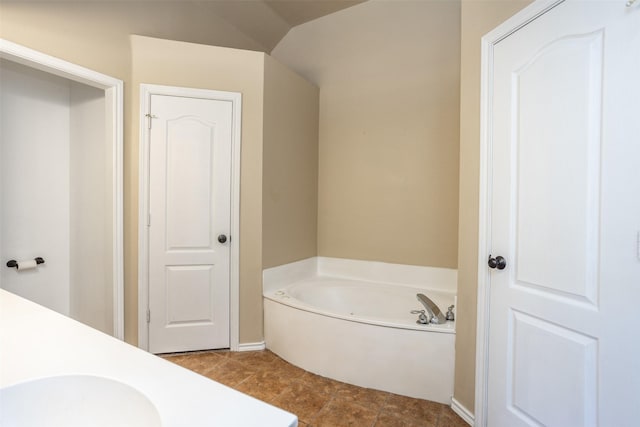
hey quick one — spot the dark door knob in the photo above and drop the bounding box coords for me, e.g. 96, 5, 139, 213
218, 234, 228, 244
488, 255, 506, 270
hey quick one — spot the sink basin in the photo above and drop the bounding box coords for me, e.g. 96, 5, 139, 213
0, 374, 162, 426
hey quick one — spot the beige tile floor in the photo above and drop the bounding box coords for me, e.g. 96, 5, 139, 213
162, 349, 468, 427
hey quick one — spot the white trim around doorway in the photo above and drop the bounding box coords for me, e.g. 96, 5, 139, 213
137, 84, 242, 352
0, 38, 125, 340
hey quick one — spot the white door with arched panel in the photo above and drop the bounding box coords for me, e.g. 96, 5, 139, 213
147, 92, 235, 354
481, 1, 640, 426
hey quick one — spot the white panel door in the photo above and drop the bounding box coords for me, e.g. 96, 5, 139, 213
148, 94, 232, 354
488, 2, 639, 426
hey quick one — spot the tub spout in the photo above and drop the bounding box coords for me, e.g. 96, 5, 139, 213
416, 294, 446, 324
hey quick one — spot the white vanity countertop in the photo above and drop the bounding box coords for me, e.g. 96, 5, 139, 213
0, 289, 297, 427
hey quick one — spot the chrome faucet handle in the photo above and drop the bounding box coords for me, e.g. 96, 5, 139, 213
410, 309, 430, 325
446, 305, 455, 321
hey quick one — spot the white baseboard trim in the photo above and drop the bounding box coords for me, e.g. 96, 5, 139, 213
451, 398, 474, 426
237, 341, 266, 352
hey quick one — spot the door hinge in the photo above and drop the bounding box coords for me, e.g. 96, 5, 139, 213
147, 213, 151, 227
146, 309, 151, 323
145, 113, 157, 129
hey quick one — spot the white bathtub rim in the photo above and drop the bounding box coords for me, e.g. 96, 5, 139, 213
264, 296, 456, 334
263, 257, 318, 294
263, 257, 457, 294
285, 275, 457, 297
317, 257, 457, 293
264, 278, 456, 334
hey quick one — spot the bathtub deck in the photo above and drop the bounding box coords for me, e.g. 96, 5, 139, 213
163, 349, 468, 427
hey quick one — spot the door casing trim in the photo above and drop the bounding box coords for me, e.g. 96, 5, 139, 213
475, 1, 565, 425
0, 39, 124, 340
138, 84, 242, 352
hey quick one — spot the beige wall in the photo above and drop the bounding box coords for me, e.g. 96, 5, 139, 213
0, 1, 265, 79
273, 0, 461, 268
130, 36, 267, 344
454, 0, 532, 412
0, 2, 268, 345
1, 1, 322, 345
262, 56, 319, 269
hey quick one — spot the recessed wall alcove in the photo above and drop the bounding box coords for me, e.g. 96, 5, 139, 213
0, 39, 123, 338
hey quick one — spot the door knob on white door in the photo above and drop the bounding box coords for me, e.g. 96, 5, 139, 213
488, 255, 506, 270
218, 234, 228, 244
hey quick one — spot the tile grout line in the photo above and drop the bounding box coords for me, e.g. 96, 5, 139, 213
307, 395, 334, 426
371, 391, 394, 427
232, 371, 256, 389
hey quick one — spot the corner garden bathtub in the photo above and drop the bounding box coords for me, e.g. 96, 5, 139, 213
264, 276, 456, 404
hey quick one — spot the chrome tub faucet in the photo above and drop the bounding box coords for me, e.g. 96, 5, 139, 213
411, 293, 447, 324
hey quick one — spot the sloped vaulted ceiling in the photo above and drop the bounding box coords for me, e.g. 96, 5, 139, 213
265, 0, 365, 27
2, 0, 365, 53
210, 0, 366, 52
